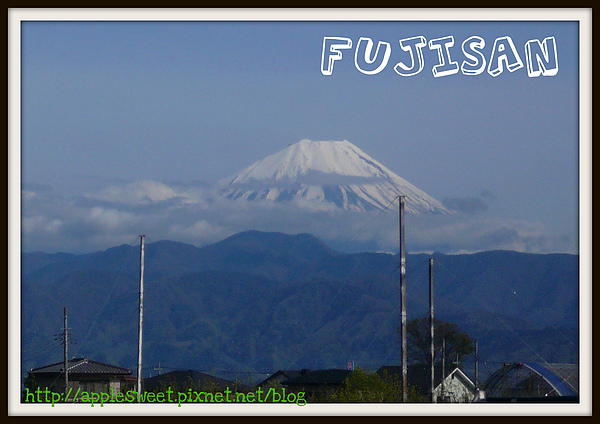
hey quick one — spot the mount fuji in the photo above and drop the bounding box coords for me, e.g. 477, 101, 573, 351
218, 139, 450, 214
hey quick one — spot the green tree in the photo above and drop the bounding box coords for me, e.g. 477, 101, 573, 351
404, 318, 475, 366
23, 372, 39, 392
329, 368, 401, 403
325, 368, 427, 403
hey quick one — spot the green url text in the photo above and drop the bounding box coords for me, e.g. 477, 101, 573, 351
24, 386, 307, 407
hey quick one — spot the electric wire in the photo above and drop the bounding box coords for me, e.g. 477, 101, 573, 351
24, 203, 578, 394
72, 234, 142, 358
386, 247, 577, 390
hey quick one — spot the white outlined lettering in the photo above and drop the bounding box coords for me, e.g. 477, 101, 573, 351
394, 36, 427, 76
354, 37, 392, 75
321, 35, 558, 78
428, 35, 460, 77
321, 37, 353, 76
487, 36, 524, 77
525, 36, 559, 77
461, 35, 487, 76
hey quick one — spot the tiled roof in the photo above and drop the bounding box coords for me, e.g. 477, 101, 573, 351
30, 358, 131, 376
143, 369, 249, 392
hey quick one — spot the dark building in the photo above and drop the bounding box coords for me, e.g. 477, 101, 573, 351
377, 364, 480, 402
143, 369, 249, 393
257, 369, 306, 388
25, 357, 133, 401
482, 362, 579, 403
260, 369, 352, 398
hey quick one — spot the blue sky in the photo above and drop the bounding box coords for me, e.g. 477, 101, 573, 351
14, 10, 587, 254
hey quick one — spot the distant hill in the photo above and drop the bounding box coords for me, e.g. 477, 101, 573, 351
21, 230, 579, 385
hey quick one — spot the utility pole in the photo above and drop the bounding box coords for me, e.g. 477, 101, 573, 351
398, 196, 407, 403
136, 235, 145, 399
63, 307, 69, 400
441, 337, 446, 402
429, 258, 435, 403
475, 340, 479, 390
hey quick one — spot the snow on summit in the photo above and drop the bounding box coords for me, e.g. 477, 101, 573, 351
219, 139, 450, 214
231, 139, 386, 180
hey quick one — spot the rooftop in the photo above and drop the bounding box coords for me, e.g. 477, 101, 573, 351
30, 358, 132, 376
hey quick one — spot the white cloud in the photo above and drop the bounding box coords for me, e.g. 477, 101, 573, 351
84, 180, 210, 207
86, 206, 136, 230
168, 219, 231, 246
22, 190, 38, 201
44, 218, 63, 234
403, 214, 575, 255
22, 215, 63, 235
85, 180, 177, 204
22, 215, 47, 234
20, 179, 578, 255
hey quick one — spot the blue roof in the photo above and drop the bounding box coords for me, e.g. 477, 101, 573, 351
524, 363, 578, 397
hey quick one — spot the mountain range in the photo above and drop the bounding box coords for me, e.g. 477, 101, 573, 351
21, 230, 579, 385
218, 139, 450, 214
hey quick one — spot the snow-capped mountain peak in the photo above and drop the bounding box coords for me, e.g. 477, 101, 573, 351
219, 139, 449, 214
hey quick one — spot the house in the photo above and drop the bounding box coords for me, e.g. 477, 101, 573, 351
434, 367, 481, 403
143, 369, 249, 393
257, 369, 305, 388
260, 369, 353, 398
25, 357, 133, 401
482, 362, 579, 403
377, 364, 481, 403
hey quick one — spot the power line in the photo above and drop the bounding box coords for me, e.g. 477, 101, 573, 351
72, 234, 141, 357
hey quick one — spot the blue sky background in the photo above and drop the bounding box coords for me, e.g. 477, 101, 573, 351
16, 11, 584, 254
